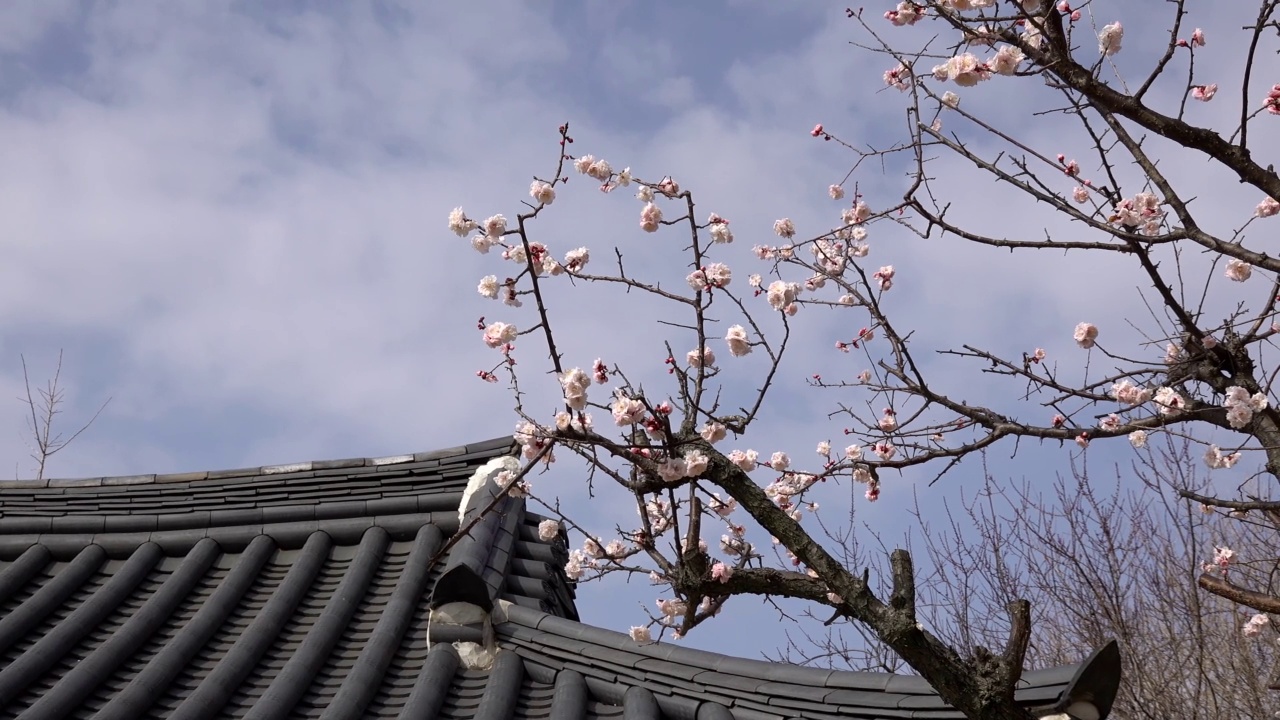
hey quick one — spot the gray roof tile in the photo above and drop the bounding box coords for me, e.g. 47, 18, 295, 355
0, 436, 1121, 719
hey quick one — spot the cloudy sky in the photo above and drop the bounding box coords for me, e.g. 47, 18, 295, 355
1, 0, 1275, 661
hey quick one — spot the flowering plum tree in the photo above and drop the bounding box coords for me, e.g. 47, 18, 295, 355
449, 2, 1280, 718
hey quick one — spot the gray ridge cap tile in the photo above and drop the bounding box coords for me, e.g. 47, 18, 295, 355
0, 517, 53, 533
633, 658, 707, 682
49, 476, 104, 487
209, 508, 267, 526
468, 436, 520, 453
248, 470, 318, 484
412, 443, 475, 462
820, 689, 916, 708
261, 461, 312, 475
687, 670, 766, 695
756, 681, 849, 702
313, 466, 372, 478
51, 515, 107, 533
101, 474, 157, 486
365, 497, 420, 515
371, 453, 416, 466
882, 674, 937, 694
313, 500, 368, 519
1018, 664, 1077, 686
206, 465, 266, 480
0, 479, 49, 489
814, 666, 896, 691
417, 493, 463, 513
1013, 684, 1067, 703
154, 471, 209, 483
311, 456, 368, 470
709, 656, 833, 687
155, 511, 213, 531
575, 642, 649, 671
894, 693, 956, 710
259, 504, 317, 520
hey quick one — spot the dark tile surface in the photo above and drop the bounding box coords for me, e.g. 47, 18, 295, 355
0, 437, 1119, 719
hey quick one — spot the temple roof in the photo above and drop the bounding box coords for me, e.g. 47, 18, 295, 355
0, 437, 1120, 719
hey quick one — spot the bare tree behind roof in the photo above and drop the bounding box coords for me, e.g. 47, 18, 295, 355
448, 2, 1280, 718
18, 350, 111, 481
778, 436, 1279, 718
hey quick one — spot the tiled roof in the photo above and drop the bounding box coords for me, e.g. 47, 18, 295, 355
0, 437, 1120, 719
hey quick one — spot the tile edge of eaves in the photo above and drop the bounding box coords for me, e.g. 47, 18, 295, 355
0, 435, 518, 491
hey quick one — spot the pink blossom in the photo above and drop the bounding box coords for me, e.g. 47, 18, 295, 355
564, 247, 590, 273
769, 452, 791, 471
1243, 614, 1270, 638
1098, 22, 1123, 56
884, 62, 912, 91
611, 393, 646, 426
1075, 433, 1089, 448
477, 275, 499, 299
1191, 84, 1217, 102
845, 444, 863, 460
448, 207, 477, 237
1110, 379, 1153, 406
629, 626, 652, 643
829, 185, 846, 200
941, 91, 960, 109
1154, 387, 1186, 415
1073, 322, 1098, 349
942, 53, 990, 87
1214, 546, 1236, 569
728, 449, 758, 471
1191, 28, 1206, 47
687, 346, 716, 368
1129, 430, 1148, 448
700, 422, 727, 444
483, 214, 508, 238
873, 442, 896, 461
656, 598, 687, 618
537, 519, 560, 542
684, 451, 709, 477
1256, 197, 1279, 218
560, 368, 591, 411
1225, 258, 1253, 282
773, 218, 796, 239
810, 124, 824, 137
483, 322, 518, 348
873, 265, 895, 292
725, 325, 752, 357
884, 2, 923, 26
658, 458, 687, 482
766, 281, 801, 311
1099, 414, 1121, 432
640, 202, 663, 232
711, 562, 734, 583
708, 214, 734, 243
989, 46, 1024, 76
1204, 445, 1241, 470
1072, 186, 1089, 204
530, 181, 556, 205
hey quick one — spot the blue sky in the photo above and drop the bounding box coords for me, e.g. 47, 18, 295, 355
1, 0, 1275, 661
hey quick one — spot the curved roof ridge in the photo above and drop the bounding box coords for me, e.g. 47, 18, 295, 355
0, 436, 516, 490
496, 602, 1120, 717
